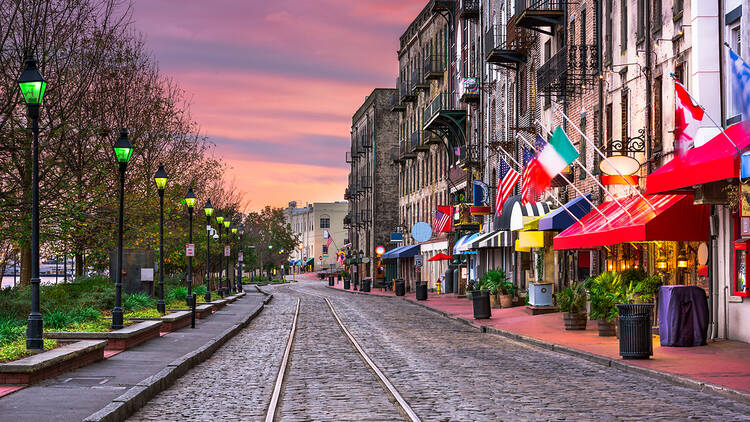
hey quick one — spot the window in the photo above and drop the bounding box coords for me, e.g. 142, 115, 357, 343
544, 41, 552, 109
606, 103, 613, 155
673, 0, 683, 16
320, 217, 330, 229
606, 0, 613, 63
728, 25, 742, 123
652, 0, 662, 32
654, 75, 663, 152
581, 9, 587, 44
322, 245, 329, 255
620, 88, 629, 154
735, 241, 749, 297
621, 0, 628, 52
637, 0, 645, 44
520, 68, 527, 116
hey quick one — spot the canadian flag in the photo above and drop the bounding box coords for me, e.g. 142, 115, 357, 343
674, 81, 705, 157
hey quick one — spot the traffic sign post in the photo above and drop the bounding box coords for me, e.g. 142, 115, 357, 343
414, 255, 423, 267
224, 246, 230, 257
186, 244, 195, 257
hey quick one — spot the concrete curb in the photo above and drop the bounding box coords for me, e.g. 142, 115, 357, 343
83, 294, 273, 422
326, 286, 750, 405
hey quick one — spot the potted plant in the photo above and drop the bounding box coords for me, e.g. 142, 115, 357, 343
586, 272, 622, 336
555, 281, 587, 330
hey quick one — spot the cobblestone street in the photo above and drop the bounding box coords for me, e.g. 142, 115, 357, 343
129, 281, 750, 421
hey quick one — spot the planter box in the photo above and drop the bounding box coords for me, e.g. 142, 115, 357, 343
208, 299, 229, 310
0, 340, 106, 385
225, 294, 239, 303
45, 321, 163, 351
158, 311, 192, 332
195, 304, 214, 319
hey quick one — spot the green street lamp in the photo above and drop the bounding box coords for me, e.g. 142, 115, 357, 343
112, 129, 133, 330
203, 200, 214, 302
154, 164, 168, 313
223, 219, 231, 295
18, 56, 47, 351
184, 187, 196, 306
215, 213, 224, 298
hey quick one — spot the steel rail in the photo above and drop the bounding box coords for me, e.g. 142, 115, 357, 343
264, 297, 300, 422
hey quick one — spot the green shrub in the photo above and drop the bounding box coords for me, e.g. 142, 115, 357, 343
123, 293, 155, 312
193, 285, 207, 296
166, 287, 188, 302
556, 281, 587, 313
43, 309, 75, 330
0, 316, 24, 345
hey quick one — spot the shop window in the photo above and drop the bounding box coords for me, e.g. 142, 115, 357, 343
735, 242, 749, 297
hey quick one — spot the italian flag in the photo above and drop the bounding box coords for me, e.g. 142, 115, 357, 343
522, 126, 578, 204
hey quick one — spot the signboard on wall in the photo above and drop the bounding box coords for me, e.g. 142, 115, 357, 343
390, 232, 403, 243
741, 183, 750, 218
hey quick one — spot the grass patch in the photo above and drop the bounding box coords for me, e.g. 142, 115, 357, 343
0, 338, 58, 363
124, 308, 162, 319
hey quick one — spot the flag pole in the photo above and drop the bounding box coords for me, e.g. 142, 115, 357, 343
550, 104, 656, 211
533, 121, 629, 214
671, 62, 740, 153
497, 145, 590, 227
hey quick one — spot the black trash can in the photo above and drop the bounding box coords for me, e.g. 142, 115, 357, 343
361, 278, 370, 292
337, 274, 341, 282
617, 303, 654, 359
343, 278, 351, 290
416, 282, 428, 301
472, 290, 491, 319
395, 279, 406, 297
328, 276, 334, 286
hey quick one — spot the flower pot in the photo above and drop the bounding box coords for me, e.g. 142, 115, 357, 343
563, 312, 587, 330
489, 293, 499, 308
466, 291, 473, 300
597, 319, 617, 337
499, 294, 513, 308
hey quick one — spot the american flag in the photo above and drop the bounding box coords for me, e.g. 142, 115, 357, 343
434, 205, 452, 233
522, 146, 535, 166
326, 236, 333, 249
496, 158, 520, 216
521, 158, 539, 205
535, 134, 546, 150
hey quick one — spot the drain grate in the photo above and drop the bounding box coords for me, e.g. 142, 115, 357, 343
59, 376, 111, 386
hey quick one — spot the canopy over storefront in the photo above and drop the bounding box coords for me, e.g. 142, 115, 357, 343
305, 257, 314, 266
467, 231, 497, 249
381, 244, 420, 260
495, 195, 551, 231
538, 194, 592, 231
478, 230, 512, 248
646, 123, 750, 195
553, 194, 710, 250
453, 233, 478, 255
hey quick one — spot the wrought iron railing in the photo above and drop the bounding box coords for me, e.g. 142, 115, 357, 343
537, 44, 599, 97
514, 0, 564, 14
459, 0, 479, 18
538, 45, 568, 94
424, 54, 446, 78
423, 92, 455, 125
409, 131, 421, 152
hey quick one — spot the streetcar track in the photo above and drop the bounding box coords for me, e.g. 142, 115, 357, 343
264, 284, 421, 422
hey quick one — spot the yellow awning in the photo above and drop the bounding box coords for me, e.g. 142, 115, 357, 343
515, 239, 531, 252
519, 230, 546, 248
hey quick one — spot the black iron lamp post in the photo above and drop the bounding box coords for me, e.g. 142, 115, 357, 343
112, 129, 133, 330
231, 227, 238, 293
223, 219, 231, 295
184, 187, 197, 306
203, 200, 214, 302
153, 164, 168, 313
18, 55, 47, 350
215, 213, 224, 297
237, 228, 244, 292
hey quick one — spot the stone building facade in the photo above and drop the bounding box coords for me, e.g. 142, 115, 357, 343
284, 201, 348, 272
346, 88, 400, 282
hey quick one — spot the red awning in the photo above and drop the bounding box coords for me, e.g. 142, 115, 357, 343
553, 194, 709, 250
646, 123, 750, 195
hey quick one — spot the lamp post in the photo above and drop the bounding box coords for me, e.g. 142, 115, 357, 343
112, 129, 133, 330
237, 228, 244, 292
18, 56, 47, 350
358, 249, 365, 291
203, 200, 214, 302
215, 213, 224, 297
184, 187, 197, 306
223, 219, 231, 294
231, 227, 238, 292
154, 164, 168, 313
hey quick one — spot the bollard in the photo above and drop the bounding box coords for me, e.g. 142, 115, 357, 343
191, 293, 197, 328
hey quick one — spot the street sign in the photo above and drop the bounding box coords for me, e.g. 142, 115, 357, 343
238, 252, 243, 262
186, 244, 195, 257
390, 232, 403, 243
414, 255, 423, 267
224, 246, 231, 257
141, 268, 154, 281
362, 257, 370, 264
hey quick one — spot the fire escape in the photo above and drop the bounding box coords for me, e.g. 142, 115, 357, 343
513, 0, 566, 35
537, 43, 599, 103
485, 16, 538, 70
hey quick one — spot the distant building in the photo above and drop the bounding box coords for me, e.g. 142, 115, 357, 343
346, 88, 400, 283
284, 201, 348, 272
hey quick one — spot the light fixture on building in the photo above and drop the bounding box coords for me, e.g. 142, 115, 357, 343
676, 252, 688, 268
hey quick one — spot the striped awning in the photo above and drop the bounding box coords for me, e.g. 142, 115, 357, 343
467, 231, 498, 249
495, 195, 551, 231
478, 230, 513, 248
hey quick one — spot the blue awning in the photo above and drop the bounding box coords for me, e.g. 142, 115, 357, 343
453, 234, 478, 255
395, 244, 420, 258
380, 246, 403, 260
538, 194, 591, 231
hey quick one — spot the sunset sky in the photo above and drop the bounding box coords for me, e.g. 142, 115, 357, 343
132, 0, 425, 210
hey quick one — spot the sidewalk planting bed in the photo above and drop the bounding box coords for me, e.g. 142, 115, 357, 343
0, 340, 106, 384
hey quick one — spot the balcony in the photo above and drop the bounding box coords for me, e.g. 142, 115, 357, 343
430, 0, 457, 13
424, 55, 446, 80
458, 77, 480, 103
400, 139, 416, 160
423, 92, 464, 130
410, 130, 429, 152
513, 0, 565, 34
390, 146, 401, 162
485, 18, 537, 66
400, 77, 416, 103
537, 44, 599, 100
411, 68, 429, 93
346, 151, 353, 163
390, 91, 406, 111
459, 0, 479, 19
456, 144, 480, 169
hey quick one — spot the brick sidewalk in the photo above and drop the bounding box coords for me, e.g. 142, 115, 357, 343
327, 278, 750, 397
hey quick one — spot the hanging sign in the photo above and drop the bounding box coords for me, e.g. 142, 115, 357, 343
186, 244, 195, 257
390, 232, 404, 243
224, 246, 231, 257
742, 183, 750, 218
238, 252, 244, 262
